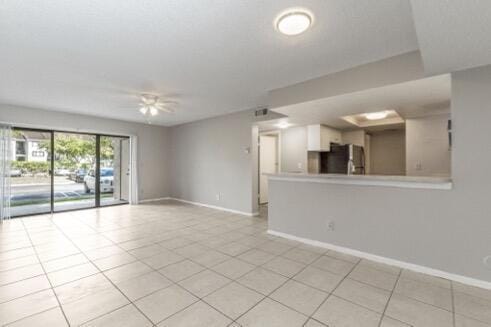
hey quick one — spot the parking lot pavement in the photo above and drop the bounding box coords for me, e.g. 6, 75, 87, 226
11, 182, 88, 201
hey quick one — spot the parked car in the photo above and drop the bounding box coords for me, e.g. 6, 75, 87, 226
70, 169, 87, 183
55, 168, 71, 176
10, 169, 22, 177
84, 168, 114, 193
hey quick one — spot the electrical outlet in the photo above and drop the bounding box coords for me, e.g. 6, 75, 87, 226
215, 193, 220, 201
484, 255, 491, 268
326, 221, 335, 231
297, 162, 303, 169
415, 162, 422, 170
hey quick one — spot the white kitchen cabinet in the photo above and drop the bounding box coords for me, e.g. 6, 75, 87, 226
307, 124, 342, 151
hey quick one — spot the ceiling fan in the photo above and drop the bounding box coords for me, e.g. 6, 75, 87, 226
139, 94, 176, 117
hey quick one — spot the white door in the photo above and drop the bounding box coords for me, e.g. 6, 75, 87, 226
259, 135, 277, 204
120, 139, 130, 201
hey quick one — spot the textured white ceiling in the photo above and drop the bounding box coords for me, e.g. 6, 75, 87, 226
261, 74, 450, 131
410, 0, 491, 75
0, 0, 418, 126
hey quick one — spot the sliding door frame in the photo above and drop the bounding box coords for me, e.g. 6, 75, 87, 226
11, 127, 131, 218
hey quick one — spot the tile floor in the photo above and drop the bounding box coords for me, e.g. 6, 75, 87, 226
1, 200, 490, 327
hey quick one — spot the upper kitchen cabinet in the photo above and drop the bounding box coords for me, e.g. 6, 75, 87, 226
307, 124, 342, 151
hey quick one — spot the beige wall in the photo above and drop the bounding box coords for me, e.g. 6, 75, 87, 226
0, 104, 170, 201
370, 130, 406, 175
406, 114, 451, 177
268, 64, 491, 284
341, 130, 366, 147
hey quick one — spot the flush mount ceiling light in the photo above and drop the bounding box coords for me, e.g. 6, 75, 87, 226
276, 9, 312, 36
275, 121, 292, 129
139, 94, 176, 118
364, 111, 389, 120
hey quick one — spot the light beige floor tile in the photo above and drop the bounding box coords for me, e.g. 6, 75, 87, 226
0, 275, 51, 304
0, 289, 59, 325
128, 244, 164, 259
270, 280, 328, 316
334, 278, 391, 313
42, 253, 88, 273
84, 245, 127, 261
134, 284, 198, 324
237, 249, 275, 266
454, 282, 491, 302
380, 316, 411, 327
159, 236, 195, 250
116, 271, 172, 301
358, 259, 401, 275
313, 295, 381, 327
304, 319, 327, 326
6, 307, 67, 327
0, 263, 44, 286
385, 293, 453, 327
142, 250, 184, 269
158, 301, 232, 327
0, 255, 39, 272
174, 243, 210, 258
93, 252, 136, 271
54, 273, 113, 304
179, 269, 231, 298
159, 259, 205, 282
104, 261, 152, 284
293, 266, 344, 293
281, 248, 321, 264
395, 277, 452, 310
61, 287, 129, 326
204, 282, 264, 319
47, 262, 99, 286
325, 250, 360, 264
349, 264, 399, 291
262, 256, 305, 278
255, 240, 292, 255
454, 291, 491, 324
311, 256, 355, 276
455, 314, 491, 327
237, 298, 308, 327
191, 250, 230, 268
212, 258, 255, 279
237, 267, 288, 295
296, 244, 328, 255
216, 242, 251, 256
81, 304, 152, 327
399, 269, 451, 289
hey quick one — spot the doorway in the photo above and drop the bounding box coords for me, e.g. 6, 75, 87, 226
259, 133, 279, 204
10, 127, 131, 217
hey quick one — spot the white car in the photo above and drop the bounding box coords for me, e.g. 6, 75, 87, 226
84, 168, 114, 193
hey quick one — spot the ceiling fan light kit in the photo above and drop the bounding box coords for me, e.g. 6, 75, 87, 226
139, 94, 175, 120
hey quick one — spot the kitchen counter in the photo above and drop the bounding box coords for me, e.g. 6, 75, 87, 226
266, 173, 452, 190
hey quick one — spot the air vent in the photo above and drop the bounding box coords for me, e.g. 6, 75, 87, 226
255, 108, 268, 117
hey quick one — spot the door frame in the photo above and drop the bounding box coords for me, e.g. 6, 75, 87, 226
258, 131, 281, 205
11, 126, 131, 218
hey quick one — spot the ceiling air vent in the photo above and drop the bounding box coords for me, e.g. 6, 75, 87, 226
255, 108, 269, 117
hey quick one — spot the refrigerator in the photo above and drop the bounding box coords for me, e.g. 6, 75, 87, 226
320, 144, 365, 175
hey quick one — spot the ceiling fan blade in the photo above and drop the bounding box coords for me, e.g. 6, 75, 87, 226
158, 106, 175, 113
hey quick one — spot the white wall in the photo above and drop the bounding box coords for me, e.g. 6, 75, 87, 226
370, 130, 406, 175
406, 114, 451, 177
0, 104, 170, 201
280, 126, 308, 173
341, 130, 366, 147
268, 64, 491, 284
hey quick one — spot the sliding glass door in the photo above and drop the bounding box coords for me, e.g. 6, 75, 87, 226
11, 128, 130, 217
100, 136, 130, 206
10, 129, 52, 217
53, 132, 96, 212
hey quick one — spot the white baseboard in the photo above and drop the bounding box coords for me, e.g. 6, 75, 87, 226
268, 229, 491, 290
168, 197, 257, 217
138, 197, 171, 203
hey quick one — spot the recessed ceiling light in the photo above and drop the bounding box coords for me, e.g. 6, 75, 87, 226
365, 111, 389, 120
276, 10, 312, 36
275, 121, 292, 129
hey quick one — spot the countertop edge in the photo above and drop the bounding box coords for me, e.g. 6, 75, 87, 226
266, 174, 453, 190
